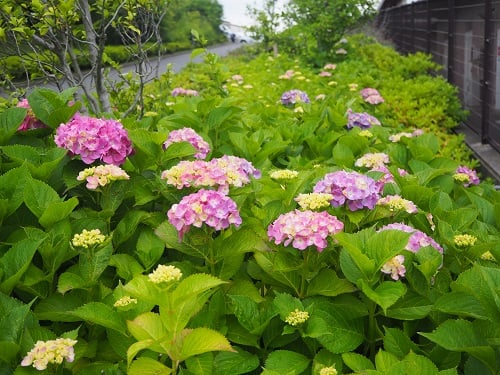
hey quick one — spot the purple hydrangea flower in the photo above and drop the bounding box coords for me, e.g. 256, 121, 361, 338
281, 89, 310, 105
163, 127, 211, 159
167, 189, 242, 239
454, 166, 480, 187
313, 170, 382, 211
378, 223, 443, 253
54, 113, 133, 165
346, 109, 381, 129
267, 209, 344, 252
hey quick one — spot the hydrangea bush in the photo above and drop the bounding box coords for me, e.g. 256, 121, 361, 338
0, 35, 498, 375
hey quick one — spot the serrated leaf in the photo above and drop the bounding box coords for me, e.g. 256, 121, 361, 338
127, 312, 168, 353
386, 292, 432, 320
79, 242, 113, 284
178, 327, 234, 361
359, 280, 407, 313
136, 227, 165, 270
24, 178, 60, 218
307, 268, 357, 297
262, 350, 310, 374
127, 339, 155, 366
185, 352, 214, 375
383, 327, 420, 359
214, 347, 260, 375
433, 292, 489, 320
129, 357, 172, 375
342, 352, 375, 371
70, 302, 126, 334
39, 197, 78, 228
375, 350, 399, 373
0, 107, 26, 144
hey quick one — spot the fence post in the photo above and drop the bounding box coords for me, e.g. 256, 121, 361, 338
447, 0, 455, 84
481, 0, 493, 144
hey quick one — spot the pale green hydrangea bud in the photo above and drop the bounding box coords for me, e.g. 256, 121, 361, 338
295, 193, 333, 210
114, 296, 138, 307
454, 234, 478, 247
320, 367, 338, 375
285, 309, 309, 326
148, 264, 182, 284
72, 229, 106, 248
270, 169, 299, 180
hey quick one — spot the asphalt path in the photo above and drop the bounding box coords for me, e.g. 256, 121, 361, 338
3, 42, 245, 97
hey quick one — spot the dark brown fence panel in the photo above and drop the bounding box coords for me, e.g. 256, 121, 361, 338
377, 0, 500, 153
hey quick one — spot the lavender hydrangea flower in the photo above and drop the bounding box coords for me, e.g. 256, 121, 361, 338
346, 109, 381, 129
454, 165, 480, 187
313, 170, 382, 211
55, 113, 133, 165
167, 189, 242, 239
378, 223, 443, 253
267, 209, 344, 252
360, 88, 385, 105
281, 89, 310, 105
163, 127, 211, 159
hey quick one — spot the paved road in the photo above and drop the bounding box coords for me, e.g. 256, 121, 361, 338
3, 42, 245, 97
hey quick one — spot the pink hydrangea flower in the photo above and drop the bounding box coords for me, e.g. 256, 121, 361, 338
77, 164, 130, 189
171, 87, 199, 97
319, 71, 332, 77
378, 223, 443, 253
313, 170, 382, 211
267, 209, 344, 252
21, 338, 77, 370
163, 127, 211, 159
161, 155, 260, 193
454, 166, 480, 187
377, 195, 418, 214
16, 99, 46, 131
323, 63, 337, 70
346, 109, 381, 129
381, 255, 406, 280
281, 89, 310, 105
167, 189, 242, 239
360, 88, 385, 105
54, 113, 133, 165
279, 70, 295, 79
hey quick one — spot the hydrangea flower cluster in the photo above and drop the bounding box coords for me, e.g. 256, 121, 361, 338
148, 264, 183, 283
323, 63, 337, 70
453, 234, 478, 247
381, 255, 406, 280
378, 223, 443, 253
278, 69, 295, 79
377, 195, 418, 214
295, 193, 334, 210
285, 309, 310, 326
360, 88, 385, 105
269, 169, 299, 180
171, 87, 199, 97
167, 189, 242, 239
355, 152, 390, 169
16, 98, 47, 131
313, 171, 382, 211
453, 165, 480, 187
346, 109, 381, 129
318, 71, 332, 77
54, 113, 133, 165
21, 338, 77, 370
358, 130, 374, 138
161, 156, 260, 192
114, 296, 138, 307
389, 129, 424, 142
320, 367, 338, 375
267, 209, 344, 252
162, 127, 211, 159
77, 164, 129, 190
71, 229, 106, 248
280, 89, 310, 105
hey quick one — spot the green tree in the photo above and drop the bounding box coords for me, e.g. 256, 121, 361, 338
247, 0, 282, 54
284, 0, 376, 59
0, 0, 168, 115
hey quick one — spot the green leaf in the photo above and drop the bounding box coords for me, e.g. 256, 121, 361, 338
79, 242, 113, 284
375, 350, 399, 373
186, 352, 214, 375
385, 292, 432, 320
136, 227, 166, 270
39, 197, 79, 228
70, 302, 127, 334
359, 280, 407, 313
109, 254, 144, 280
273, 292, 304, 320
228, 295, 276, 335
178, 327, 234, 361
262, 350, 310, 374
420, 319, 497, 372
127, 339, 156, 366
387, 351, 439, 375
433, 292, 489, 320
342, 352, 375, 371
127, 312, 168, 348
57, 271, 88, 294
306, 268, 357, 297
113, 210, 151, 247
23, 178, 60, 218
383, 328, 421, 359
0, 236, 46, 294
27, 88, 79, 128
214, 347, 260, 375
207, 106, 242, 129
0, 107, 26, 144
128, 357, 172, 375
